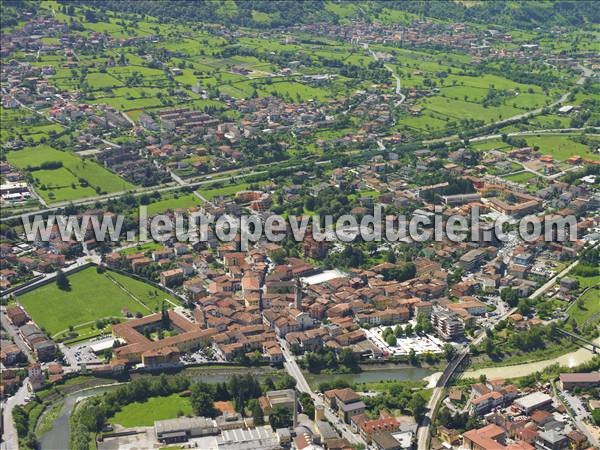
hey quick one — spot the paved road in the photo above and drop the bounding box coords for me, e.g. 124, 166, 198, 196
1, 377, 29, 450
278, 338, 366, 446
556, 383, 599, 448
366, 44, 406, 105
0, 307, 34, 363
416, 259, 580, 449
2, 159, 331, 222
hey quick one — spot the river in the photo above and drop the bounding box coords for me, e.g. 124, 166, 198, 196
39, 366, 280, 449
462, 336, 600, 380
39, 384, 120, 450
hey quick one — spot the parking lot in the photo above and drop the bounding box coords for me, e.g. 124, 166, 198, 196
364, 326, 444, 356
62, 336, 120, 368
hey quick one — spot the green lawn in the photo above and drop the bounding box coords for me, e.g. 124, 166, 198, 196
119, 242, 164, 255
145, 193, 202, 215
6, 145, 134, 203
18, 267, 179, 337
522, 134, 599, 161
503, 171, 537, 183
569, 287, 600, 326
110, 394, 193, 427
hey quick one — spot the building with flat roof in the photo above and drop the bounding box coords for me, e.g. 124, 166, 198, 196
535, 430, 568, 450
264, 389, 297, 427
372, 431, 403, 450
431, 308, 464, 341
154, 416, 218, 444
514, 392, 553, 415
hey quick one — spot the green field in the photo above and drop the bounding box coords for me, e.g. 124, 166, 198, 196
0, 107, 64, 144
503, 171, 537, 183
18, 267, 179, 337
569, 286, 600, 326
198, 180, 266, 200
6, 145, 134, 202
145, 193, 202, 215
521, 134, 599, 161
109, 393, 193, 427
471, 134, 599, 162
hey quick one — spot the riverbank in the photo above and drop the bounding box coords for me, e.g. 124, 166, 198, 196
462, 336, 600, 380
305, 364, 434, 389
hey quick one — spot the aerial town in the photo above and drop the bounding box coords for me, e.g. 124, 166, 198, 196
0, 2, 599, 450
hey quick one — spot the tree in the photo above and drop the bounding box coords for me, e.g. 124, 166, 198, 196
299, 392, 315, 419
190, 385, 216, 418
500, 288, 519, 307
408, 348, 418, 365
269, 405, 293, 429
443, 344, 457, 362
385, 333, 397, 347
592, 408, 600, 426
161, 302, 170, 329
56, 269, 70, 291
386, 251, 397, 263
408, 394, 426, 419
251, 401, 265, 426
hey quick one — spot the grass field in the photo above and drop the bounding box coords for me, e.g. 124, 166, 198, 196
503, 171, 537, 183
521, 134, 599, 161
0, 107, 64, 144
6, 145, 134, 202
471, 134, 599, 162
110, 393, 193, 427
145, 193, 202, 215
198, 180, 266, 200
119, 242, 164, 255
18, 267, 179, 337
569, 286, 600, 326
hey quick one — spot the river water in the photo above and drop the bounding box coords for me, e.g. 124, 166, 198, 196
305, 365, 434, 388
39, 384, 119, 450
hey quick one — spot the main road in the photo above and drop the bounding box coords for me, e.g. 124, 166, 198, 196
0, 377, 30, 450
278, 338, 366, 447
1, 159, 331, 222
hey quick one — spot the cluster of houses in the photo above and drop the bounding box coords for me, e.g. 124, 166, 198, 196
436, 375, 599, 450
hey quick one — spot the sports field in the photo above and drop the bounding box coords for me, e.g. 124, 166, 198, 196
18, 267, 179, 338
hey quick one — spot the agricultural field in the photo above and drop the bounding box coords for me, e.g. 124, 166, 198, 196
0, 107, 64, 144
471, 134, 600, 161
521, 134, 599, 161
569, 286, 600, 327
17, 267, 180, 339
6, 145, 134, 203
